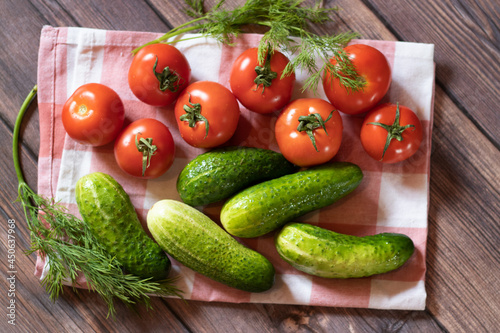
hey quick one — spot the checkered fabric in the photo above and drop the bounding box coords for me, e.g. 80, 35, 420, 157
36, 26, 434, 310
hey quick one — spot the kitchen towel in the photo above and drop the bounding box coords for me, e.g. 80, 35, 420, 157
36, 26, 434, 310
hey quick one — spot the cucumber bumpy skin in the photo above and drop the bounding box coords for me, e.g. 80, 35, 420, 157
220, 162, 363, 238
177, 146, 298, 206
276, 222, 415, 278
147, 199, 275, 293
75, 172, 170, 280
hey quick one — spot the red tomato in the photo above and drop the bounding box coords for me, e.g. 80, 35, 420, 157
114, 118, 175, 179
128, 44, 191, 107
62, 83, 125, 146
360, 103, 423, 163
275, 98, 343, 167
323, 44, 392, 115
230, 48, 295, 114
174, 81, 240, 148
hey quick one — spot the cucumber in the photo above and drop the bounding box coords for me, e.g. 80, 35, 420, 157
147, 199, 275, 292
75, 172, 170, 280
275, 222, 415, 278
220, 162, 363, 238
177, 146, 298, 206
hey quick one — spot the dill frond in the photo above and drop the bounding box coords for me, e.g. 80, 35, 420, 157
132, 0, 364, 93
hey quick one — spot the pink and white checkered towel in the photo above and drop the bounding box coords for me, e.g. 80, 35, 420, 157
36, 26, 434, 310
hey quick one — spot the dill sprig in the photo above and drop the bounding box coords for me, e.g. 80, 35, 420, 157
132, 0, 364, 93
13, 86, 183, 318
288, 31, 362, 92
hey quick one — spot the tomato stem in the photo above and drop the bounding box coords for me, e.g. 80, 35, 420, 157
179, 94, 209, 139
135, 134, 158, 177
367, 103, 415, 160
297, 110, 335, 152
254, 49, 277, 94
153, 56, 182, 92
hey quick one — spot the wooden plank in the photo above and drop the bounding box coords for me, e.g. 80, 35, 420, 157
0, 0, 47, 158
363, 0, 500, 146
425, 85, 500, 333
147, 0, 194, 28
35, 0, 171, 32
166, 301, 446, 332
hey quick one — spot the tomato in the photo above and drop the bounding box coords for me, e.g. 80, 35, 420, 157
323, 44, 392, 115
128, 44, 191, 107
61, 83, 125, 146
360, 103, 423, 163
114, 118, 175, 179
230, 48, 295, 114
275, 98, 343, 167
174, 81, 240, 148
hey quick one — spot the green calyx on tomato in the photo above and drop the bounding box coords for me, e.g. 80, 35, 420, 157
153, 56, 181, 92
115, 118, 175, 178
179, 94, 210, 139
254, 51, 278, 93
367, 103, 415, 160
297, 111, 335, 152
135, 133, 158, 177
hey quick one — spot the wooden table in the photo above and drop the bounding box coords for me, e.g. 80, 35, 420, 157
1, 0, 498, 332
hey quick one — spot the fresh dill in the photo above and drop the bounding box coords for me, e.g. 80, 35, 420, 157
13, 86, 183, 318
133, 0, 364, 93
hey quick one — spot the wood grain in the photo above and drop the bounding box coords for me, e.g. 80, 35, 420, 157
425, 85, 499, 333
1, 0, 499, 332
0, 0, 44, 157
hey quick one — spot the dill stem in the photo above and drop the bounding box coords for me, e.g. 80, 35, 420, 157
161, 24, 206, 41
159, 34, 211, 45
12, 85, 37, 188
132, 18, 207, 54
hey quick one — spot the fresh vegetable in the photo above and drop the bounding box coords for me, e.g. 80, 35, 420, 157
133, 0, 363, 93
13, 86, 182, 317
128, 44, 191, 106
360, 103, 423, 163
323, 44, 392, 115
177, 146, 298, 206
275, 98, 343, 167
275, 222, 415, 278
221, 162, 363, 238
174, 81, 240, 148
61, 83, 125, 146
147, 199, 275, 292
76, 172, 171, 280
114, 118, 175, 179
229, 47, 295, 114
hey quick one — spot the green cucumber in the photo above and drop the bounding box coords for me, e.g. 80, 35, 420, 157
220, 162, 363, 238
147, 199, 275, 292
275, 222, 415, 278
177, 146, 298, 206
75, 172, 170, 280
